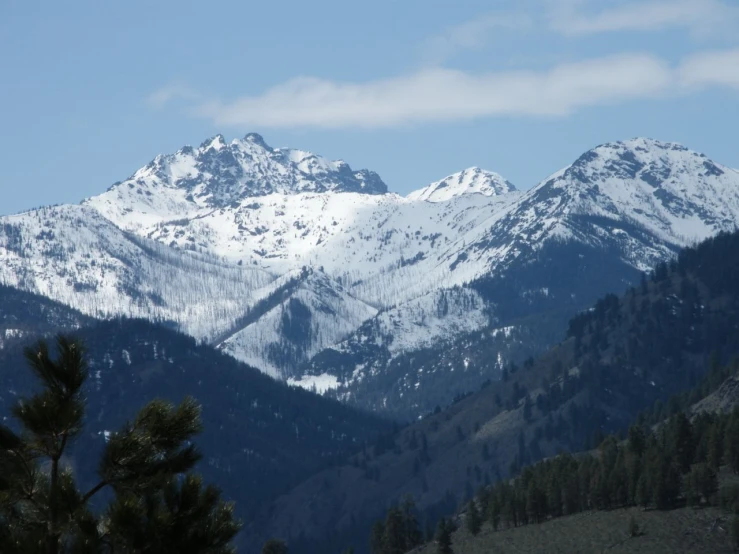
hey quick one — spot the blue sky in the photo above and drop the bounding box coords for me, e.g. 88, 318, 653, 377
2, 0, 739, 215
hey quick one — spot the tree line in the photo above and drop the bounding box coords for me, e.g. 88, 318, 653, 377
476, 407, 739, 533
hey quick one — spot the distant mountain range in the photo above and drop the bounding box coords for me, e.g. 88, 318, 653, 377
1, 134, 738, 418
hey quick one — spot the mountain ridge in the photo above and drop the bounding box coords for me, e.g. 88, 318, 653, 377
253, 229, 739, 553
2, 134, 739, 417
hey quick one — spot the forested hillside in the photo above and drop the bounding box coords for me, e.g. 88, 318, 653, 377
407, 357, 739, 554
0, 284, 92, 349
0, 316, 390, 544
256, 230, 739, 553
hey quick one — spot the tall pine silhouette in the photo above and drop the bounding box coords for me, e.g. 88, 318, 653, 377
0, 335, 241, 553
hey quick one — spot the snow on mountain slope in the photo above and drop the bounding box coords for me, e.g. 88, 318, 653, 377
219, 269, 377, 378
0, 205, 276, 341
407, 167, 516, 202
85, 133, 386, 232
6, 134, 739, 393
83, 136, 739, 384
301, 286, 489, 385
445, 138, 739, 278
84, 134, 524, 310
557, 138, 739, 244
299, 138, 739, 416
142, 189, 522, 308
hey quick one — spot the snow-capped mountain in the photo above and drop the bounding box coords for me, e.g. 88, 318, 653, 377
2, 134, 738, 417
85, 133, 386, 232
303, 138, 739, 417
407, 167, 516, 202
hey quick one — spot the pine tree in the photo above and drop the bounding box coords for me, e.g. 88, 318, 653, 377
707, 422, 724, 471
627, 425, 647, 457
465, 500, 482, 536
526, 481, 547, 523
400, 497, 422, 549
382, 507, 407, 554
369, 521, 385, 554
725, 414, 739, 473
487, 494, 501, 530
435, 518, 453, 554
669, 412, 695, 473
687, 463, 718, 506
0, 336, 241, 554
635, 474, 650, 510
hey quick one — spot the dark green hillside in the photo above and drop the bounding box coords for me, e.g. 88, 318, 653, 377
409, 359, 739, 554
258, 231, 739, 553
0, 284, 93, 348
0, 317, 390, 541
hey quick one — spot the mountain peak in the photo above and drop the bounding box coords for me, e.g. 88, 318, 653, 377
85, 134, 390, 227
407, 167, 516, 203
242, 132, 270, 149
562, 137, 726, 187
614, 137, 689, 151
517, 137, 739, 255
199, 134, 227, 151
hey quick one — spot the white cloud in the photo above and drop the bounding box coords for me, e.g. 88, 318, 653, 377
193, 54, 673, 129
147, 84, 199, 108
679, 48, 739, 89
550, 0, 739, 37
423, 13, 533, 63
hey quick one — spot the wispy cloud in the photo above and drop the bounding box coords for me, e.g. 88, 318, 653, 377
193, 54, 673, 129
423, 13, 533, 64
679, 48, 739, 89
147, 84, 200, 108
549, 0, 739, 37
189, 48, 739, 130
151, 1, 739, 130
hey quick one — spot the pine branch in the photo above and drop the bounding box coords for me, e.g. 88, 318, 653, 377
81, 481, 109, 504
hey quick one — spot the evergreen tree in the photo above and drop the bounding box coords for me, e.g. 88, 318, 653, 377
526, 481, 547, 523
668, 412, 695, 473
627, 425, 647, 457
687, 463, 718, 506
487, 494, 501, 531
0, 336, 240, 554
400, 497, 422, 549
382, 507, 407, 554
465, 500, 482, 536
707, 422, 724, 471
369, 521, 385, 554
435, 518, 453, 554
725, 414, 739, 474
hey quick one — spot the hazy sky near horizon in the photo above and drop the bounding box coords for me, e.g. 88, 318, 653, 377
2, 0, 739, 215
